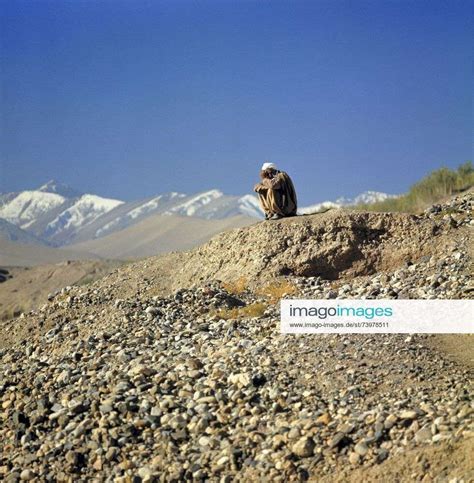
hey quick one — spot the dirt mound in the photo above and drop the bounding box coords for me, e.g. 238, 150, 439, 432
166, 204, 467, 291
60, 190, 471, 303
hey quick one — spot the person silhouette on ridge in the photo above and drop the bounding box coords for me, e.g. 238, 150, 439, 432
253, 162, 298, 220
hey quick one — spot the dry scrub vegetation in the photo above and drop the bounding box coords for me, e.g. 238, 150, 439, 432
211, 279, 298, 319
255, 280, 298, 303
209, 301, 267, 320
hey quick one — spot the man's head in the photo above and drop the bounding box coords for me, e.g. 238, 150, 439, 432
261, 162, 277, 171
260, 162, 278, 179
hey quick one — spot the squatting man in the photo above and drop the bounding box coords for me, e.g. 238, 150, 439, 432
254, 162, 298, 220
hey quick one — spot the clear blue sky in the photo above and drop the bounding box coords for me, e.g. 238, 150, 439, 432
1, 0, 472, 205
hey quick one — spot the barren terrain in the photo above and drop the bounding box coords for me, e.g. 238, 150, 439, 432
0, 191, 472, 482
0, 260, 123, 321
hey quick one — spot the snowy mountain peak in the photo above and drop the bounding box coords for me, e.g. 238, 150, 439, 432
0, 190, 67, 229
44, 194, 124, 241
93, 192, 188, 239
165, 189, 224, 217
236, 194, 263, 218
333, 190, 397, 206
77, 194, 124, 210
299, 190, 398, 215
351, 191, 397, 205
38, 180, 82, 199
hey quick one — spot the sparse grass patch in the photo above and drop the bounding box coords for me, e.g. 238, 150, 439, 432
256, 280, 297, 303
221, 276, 248, 294
210, 302, 267, 320
352, 161, 473, 213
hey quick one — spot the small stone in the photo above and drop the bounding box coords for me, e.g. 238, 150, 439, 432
415, 426, 432, 443
292, 437, 315, 458
216, 456, 229, 466
20, 469, 35, 481
384, 414, 398, 429
376, 448, 389, 463
106, 447, 119, 461
2, 400, 13, 410
228, 373, 251, 387
339, 423, 355, 434
99, 403, 113, 414
145, 307, 160, 319
328, 432, 347, 450
198, 436, 211, 446
150, 406, 161, 417
400, 410, 418, 420
119, 460, 134, 471
349, 452, 360, 465
288, 427, 301, 440
65, 451, 80, 467
316, 413, 331, 425
128, 364, 155, 377
138, 466, 153, 479
51, 403, 63, 413
252, 373, 267, 387
354, 441, 369, 456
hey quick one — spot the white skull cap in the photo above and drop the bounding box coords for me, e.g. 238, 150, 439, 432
261, 162, 277, 171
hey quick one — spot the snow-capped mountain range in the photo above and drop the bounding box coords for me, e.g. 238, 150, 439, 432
0, 180, 397, 247
298, 191, 398, 214
0, 181, 263, 246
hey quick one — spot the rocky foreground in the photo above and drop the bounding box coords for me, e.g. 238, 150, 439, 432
0, 191, 473, 482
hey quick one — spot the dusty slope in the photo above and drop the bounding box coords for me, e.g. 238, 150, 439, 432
0, 239, 101, 267
174, 210, 450, 284
0, 260, 123, 321
86, 190, 472, 299
67, 213, 257, 259
0, 191, 472, 482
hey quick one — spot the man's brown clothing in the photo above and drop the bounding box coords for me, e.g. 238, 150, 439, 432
254, 170, 297, 217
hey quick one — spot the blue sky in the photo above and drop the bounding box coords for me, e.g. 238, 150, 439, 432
1, 0, 472, 205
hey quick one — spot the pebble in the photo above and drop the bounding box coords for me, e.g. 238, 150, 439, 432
19, 469, 35, 481
354, 441, 369, 456
349, 452, 361, 465
400, 410, 419, 420
292, 437, 315, 458
415, 426, 433, 443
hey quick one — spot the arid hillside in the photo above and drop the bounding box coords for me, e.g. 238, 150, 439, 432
67, 213, 256, 259
0, 191, 472, 482
0, 260, 123, 321
0, 239, 101, 267
76, 189, 472, 300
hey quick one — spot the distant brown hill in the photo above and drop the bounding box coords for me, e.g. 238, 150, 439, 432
67, 213, 257, 259
0, 260, 122, 320
0, 238, 101, 267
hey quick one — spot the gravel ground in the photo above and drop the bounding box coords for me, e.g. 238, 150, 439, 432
0, 191, 472, 482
